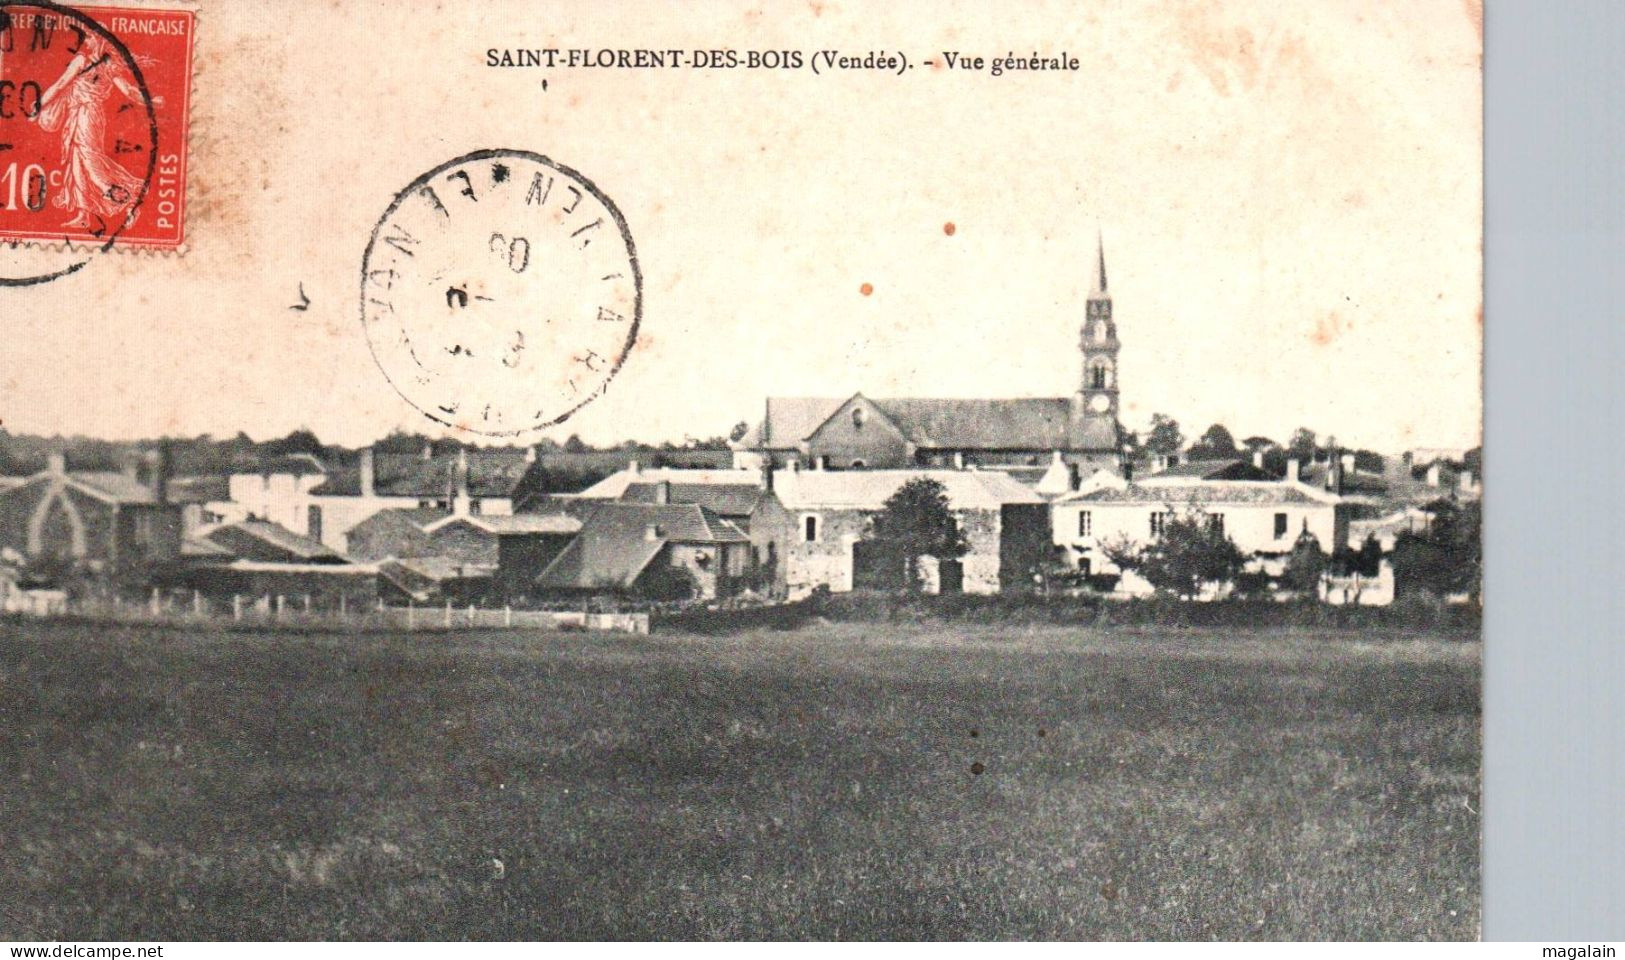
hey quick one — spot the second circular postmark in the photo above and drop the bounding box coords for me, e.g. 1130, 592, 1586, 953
360, 148, 642, 437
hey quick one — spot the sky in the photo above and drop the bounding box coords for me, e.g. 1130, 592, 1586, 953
0, 0, 1482, 453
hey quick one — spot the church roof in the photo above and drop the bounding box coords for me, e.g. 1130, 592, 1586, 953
738, 396, 1119, 453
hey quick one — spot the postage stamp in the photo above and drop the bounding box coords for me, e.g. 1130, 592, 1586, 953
360, 148, 643, 437
0, 1, 193, 251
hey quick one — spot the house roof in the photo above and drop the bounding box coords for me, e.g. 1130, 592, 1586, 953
574, 467, 761, 499
309, 451, 530, 498
66, 471, 167, 504
1064, 481, 1334, 506
1139, 459, 1275, 482
770, 469, 1046, 511
737, 395, 1121, 452
167, 475, 231, 503
1298, 462, 1389, 495
619, 481, 765, 517
425, 513, 584, 536
201, 519, 347, 562
536, 502, 747, 591
180, 536, 234, 559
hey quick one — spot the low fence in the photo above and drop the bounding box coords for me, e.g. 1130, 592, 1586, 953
4, 591, 650, 635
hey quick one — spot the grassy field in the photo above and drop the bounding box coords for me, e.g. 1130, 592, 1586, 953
0, 617, 1480, 940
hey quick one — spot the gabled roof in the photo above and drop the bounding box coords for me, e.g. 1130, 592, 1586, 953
770, 469, 1046, 511
1140, 459, 1275, 483
574, 467, 761, 499
535, 502, 746, 591
737, 395, 1120, 452
1063, 481, 1335, 506
65, 471, 167, 504
167, 475, 230, 503
200, 519, 347, 563
619, 481, 765, 517
424, 513, 583, 536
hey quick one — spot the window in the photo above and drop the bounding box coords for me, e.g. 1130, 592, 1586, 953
1077, 510, 1092, 537
803, 515, 819, 542
1149, 511, 1171, 537
852, 406, 867, 429
1207, 513, 1225, 536
849, 459, 867, 469
1076, 556, 1092, 576
1091, 364, 1108, 389
469, 499, 482, 515
1274, 512, 1289, 538
308, 505, 323, 543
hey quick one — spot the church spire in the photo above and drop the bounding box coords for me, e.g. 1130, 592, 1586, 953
1090, 229, 1109, 298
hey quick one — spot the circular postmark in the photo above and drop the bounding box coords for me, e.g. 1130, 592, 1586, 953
360, 149, 642, 437
0, 0, 159, 286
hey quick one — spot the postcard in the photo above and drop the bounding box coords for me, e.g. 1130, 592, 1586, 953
0, 0, 1482, 941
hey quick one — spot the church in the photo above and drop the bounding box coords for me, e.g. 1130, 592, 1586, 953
732, 235, 1126, 478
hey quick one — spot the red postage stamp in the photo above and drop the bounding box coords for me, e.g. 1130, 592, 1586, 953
0, 2, 193, 250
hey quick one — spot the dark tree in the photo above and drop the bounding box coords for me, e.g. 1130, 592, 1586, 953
1392, 499, 1481, 599
562, 434, 589, 453
1241, 435, 1277, 453
870, 477, 968, 593
264, 428, 324, 456
1187, 423, 1239, 459
1287, 428, 1318, 462
637, 563, 698, 602
1282, 529, 1329, 597
1144, 414, 1183, 457
1109, 509, 1244, 600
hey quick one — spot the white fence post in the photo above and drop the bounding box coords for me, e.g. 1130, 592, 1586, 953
504, 604, 512, 628
232, 594, 242, 621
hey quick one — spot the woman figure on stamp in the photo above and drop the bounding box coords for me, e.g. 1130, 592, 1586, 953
33, 33, 156, 231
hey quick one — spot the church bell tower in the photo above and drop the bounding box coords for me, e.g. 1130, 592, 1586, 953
1078, 231, 1120, 424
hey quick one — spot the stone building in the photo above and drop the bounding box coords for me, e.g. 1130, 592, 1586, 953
0, 452, 184, 579
748, 467, 1051, 599
732, 236, 1125, 477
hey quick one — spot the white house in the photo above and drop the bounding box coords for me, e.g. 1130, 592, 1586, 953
306, 447, 529, 552
209, 453, 329, 532
1051, 466, 1348, 590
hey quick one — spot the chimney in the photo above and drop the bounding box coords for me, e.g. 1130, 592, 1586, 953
1252, 449, 1264, 469
816, 455, 828, 471
1426, 462, 1441, 487
524, 445, 537, 464
453, 447, 470, 515
359, 446, 376, 498
953, 451, 966, 470
760, 461, 775, 492
645, 523, 663, 542
122, 450, 141, 482
655, 480, 672, 505
628, 459, 640, 476
421, 440, 433, 461
1459, 470, 1474, 493
46, 451, 66, 475
1286, 458, 1300, 484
